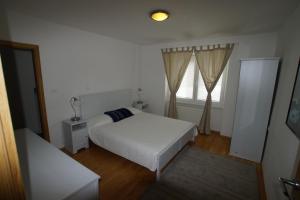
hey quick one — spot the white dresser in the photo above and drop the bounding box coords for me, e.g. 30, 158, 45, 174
15, 128, 100, 200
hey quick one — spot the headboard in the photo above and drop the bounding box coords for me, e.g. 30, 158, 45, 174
79, 89, 132, 119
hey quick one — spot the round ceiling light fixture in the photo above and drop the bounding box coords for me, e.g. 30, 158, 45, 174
150, 10, 169, 22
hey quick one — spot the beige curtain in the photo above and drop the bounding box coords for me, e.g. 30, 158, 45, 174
195, 44, 234, 134
162, 48, 193, 118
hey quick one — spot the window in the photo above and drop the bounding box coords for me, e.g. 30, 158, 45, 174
176, 56, 196, 99
197, 72, 223, 102
176, 55, 227, 106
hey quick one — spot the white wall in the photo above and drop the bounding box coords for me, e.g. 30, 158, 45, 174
0, 2, 10, 40
262, 6, 300, 200
0, 11, 139, 148
139, 33, 278, 137
177, 104, 222, 131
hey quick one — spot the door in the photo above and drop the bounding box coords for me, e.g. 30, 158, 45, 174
0, 47, 42, 134
0, 47, 25, 129
230, 58, 279, 162
292, 160, 300, 199
279, 159, 300, 200
0, 41, 49, 141
0, 55, 26, 199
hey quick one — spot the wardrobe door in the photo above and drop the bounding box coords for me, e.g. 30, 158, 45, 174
230, 58, 279, 162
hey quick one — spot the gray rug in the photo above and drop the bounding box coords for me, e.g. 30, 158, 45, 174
142, 147, 259, 200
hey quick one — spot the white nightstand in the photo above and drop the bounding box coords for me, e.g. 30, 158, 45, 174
63, 119, 89, 154
133, 102, 148, 111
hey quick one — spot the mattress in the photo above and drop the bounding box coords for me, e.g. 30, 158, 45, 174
88, 112, 197, 171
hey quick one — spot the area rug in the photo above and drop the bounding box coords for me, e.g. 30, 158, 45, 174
142, 147, 259, 200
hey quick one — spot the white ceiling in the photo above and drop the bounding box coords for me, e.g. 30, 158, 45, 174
3, 0, 300, 44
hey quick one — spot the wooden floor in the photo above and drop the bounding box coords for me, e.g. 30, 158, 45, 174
67, 132, 266, 200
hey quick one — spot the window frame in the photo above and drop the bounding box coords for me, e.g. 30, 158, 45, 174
176, 56, 229, 109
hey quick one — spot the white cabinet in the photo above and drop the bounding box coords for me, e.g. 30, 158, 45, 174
133, 101, 148, 111
230, 58, 279, 162
15, 128, 100, 200
63, 119, 89, 154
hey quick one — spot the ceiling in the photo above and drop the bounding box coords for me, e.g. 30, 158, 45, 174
3, 0, 300, 44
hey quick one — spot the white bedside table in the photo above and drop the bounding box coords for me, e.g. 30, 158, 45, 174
63, 119, 89, 154
133, 101, 148, 111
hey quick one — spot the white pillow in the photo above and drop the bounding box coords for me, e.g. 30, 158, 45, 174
87, 114, 113, 128
126, 107, 142, 115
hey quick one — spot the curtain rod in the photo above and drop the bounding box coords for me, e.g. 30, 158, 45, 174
161, 42, 237, 52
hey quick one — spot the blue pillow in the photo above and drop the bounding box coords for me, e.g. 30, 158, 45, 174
104, 108, 133, 122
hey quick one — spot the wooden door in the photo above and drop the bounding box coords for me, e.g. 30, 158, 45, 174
0, 56, 25, 199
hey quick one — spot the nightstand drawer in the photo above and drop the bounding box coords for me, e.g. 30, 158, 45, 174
72, 123, 87, 131
73, 129, 88, 143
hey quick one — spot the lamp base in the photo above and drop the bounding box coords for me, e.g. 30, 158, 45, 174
70, 116, 81, 122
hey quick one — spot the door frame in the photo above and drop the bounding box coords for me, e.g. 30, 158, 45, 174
0, 40, 50, 142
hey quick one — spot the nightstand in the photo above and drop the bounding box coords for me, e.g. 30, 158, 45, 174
63, 119, 89, 154
133, 102, 148, 111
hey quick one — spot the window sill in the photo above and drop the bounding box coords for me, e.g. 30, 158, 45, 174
177, 100, 224, 109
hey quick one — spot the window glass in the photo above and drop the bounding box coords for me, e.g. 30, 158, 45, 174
176, 57, 195, 99
197, 72, 223, 102
176, 54, 227, 104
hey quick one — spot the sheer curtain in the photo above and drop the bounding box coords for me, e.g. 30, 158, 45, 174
194, 44, 234, 134
162, 48, 193, 118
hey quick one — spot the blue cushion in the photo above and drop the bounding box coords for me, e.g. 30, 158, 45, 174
104, 108, 133, 122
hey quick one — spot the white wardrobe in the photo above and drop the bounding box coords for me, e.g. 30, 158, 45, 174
230, 58, 279, 162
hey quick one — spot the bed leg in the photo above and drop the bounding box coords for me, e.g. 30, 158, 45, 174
156, 170, 160, 181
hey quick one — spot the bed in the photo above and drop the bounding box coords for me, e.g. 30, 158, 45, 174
80, 89, 197, 179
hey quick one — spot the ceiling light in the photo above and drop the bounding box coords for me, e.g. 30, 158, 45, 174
150, 10, 169, 22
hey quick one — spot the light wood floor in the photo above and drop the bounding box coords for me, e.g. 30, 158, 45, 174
66, 132, 266, 200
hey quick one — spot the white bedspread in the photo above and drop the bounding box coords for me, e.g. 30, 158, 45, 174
88, 112, 196, 171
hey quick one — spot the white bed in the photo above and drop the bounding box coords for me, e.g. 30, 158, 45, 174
80, 90, 197, 179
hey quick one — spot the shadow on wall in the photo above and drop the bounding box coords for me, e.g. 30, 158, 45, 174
0, 2, 11, 40
0, 3, 22, 130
